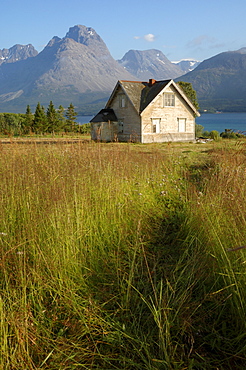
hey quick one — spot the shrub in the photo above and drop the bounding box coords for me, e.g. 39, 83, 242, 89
195, 123, 204, 137
220, 129, 238, 139
79, 122, 91, 134
203, 130, 210, 138
209, 130, 220, 140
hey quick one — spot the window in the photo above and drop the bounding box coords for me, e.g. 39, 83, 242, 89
164, 93, 175, 107
178, 118, 186, 132
118, 120, 124, 133
119, 94, 126, 108
152, 118, 160, 133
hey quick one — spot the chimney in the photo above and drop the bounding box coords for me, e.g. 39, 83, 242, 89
149, 78, 156, 87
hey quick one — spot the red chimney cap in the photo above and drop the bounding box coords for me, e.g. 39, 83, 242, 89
149, 78, 156, 86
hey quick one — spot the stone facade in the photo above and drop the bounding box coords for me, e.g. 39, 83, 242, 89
90, 79, 199, 143
141, 84, 196, 143
107, 86, 141, 142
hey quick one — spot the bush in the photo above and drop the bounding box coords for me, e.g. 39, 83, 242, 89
195, 123, 204, 137
209, 130, 220, 140
220, 129, 238, 139
203, 130, 210, 138
79, 122, 91, 134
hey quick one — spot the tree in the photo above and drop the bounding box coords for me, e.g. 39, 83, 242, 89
0, 113, 24, 136
195, 124, 204, 138
65, 103, 78, 132
177, 81, 200, 112
33, 102, 47, 134
46, 101, 59, 133
57, 105, 66, 131
23, 105, 33, 134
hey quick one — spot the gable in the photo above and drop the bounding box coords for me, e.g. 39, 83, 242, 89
140, 80, 200, 116
105, 79, 199, 117
106, 81, 145, 113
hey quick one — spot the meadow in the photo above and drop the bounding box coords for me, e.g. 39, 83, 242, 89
0, 138, 246, 369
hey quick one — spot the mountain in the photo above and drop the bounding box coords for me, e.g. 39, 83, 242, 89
118, 49, 183, 80
0, 44, 38, 65
176, 48, 246, 112
172, 59, 200, 73
0, 25, 135, 113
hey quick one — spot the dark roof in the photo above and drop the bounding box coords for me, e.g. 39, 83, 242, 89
90, 108, 118, 123
106, 80, 171, 113
105, 79, 200, 116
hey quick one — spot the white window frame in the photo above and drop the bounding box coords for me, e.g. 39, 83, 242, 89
119, 94, 126, 108
164, 93, 175, 107
178, 118, 186, 132
118, 119, 124, 133
152, 118, 161, 134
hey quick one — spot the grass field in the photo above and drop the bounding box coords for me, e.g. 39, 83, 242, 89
0, 138, 246, 369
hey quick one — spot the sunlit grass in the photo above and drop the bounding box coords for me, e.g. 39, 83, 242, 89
0, 139, 246, 369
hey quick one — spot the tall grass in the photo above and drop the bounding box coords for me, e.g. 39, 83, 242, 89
0, 140, 246, 369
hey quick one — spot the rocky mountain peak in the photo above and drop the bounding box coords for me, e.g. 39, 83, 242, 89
46, 36, 62, 48
0, 44, 38, 65
118, 49, 183, 80
0, 24, 135, 113
64, 25, 110, 57
65, 25, 104, 46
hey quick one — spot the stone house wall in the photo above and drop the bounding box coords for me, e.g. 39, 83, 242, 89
141, 85, 196, 143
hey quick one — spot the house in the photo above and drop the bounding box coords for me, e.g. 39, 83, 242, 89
90, 79, 200, 143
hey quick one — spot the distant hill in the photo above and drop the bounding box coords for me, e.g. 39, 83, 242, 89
0, 25, 135, 113
118, 49, 183, 80
176, 48, 246, 112
172, 59, 200, 73
0, 44, 38, 65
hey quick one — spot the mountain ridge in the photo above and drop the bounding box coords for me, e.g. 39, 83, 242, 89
176, 48, 246, 112
0, 44, 38, 65
0, 25, 246, 113
0, 25, 136, 113
117, 49, 183, 80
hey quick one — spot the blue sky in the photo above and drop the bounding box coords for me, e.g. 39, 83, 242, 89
1, 0, 245, 62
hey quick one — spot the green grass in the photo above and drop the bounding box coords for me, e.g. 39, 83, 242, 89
0, 139, 246, 369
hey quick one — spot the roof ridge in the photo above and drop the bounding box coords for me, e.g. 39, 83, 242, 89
120, 79, 172, 84
120, 80, 145, 83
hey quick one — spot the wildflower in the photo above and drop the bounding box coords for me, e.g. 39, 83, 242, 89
0, 232, 7, 236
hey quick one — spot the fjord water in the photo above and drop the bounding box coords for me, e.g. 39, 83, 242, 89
196, 112, 246, 134
77, 113, 246, 134
77, 115, 93, 124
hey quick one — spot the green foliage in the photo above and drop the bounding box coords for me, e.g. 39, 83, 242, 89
46, 101, 60, 133
23, 105, 33, 134
79, 122, 91, 134
65, 103, 78, 132
0, 102, 81, 136
209, 130, 220, 140
203, 130, 210, 138
0, 112, 25, 136
195, 123, 204, 137
220, 128, 244, 139
57, 104, 66, 129
33, 102, 47, 134
177, 81, 200, 111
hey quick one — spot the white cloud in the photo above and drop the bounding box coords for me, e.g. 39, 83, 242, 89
144, 33, 155, 42
133, 33, 156, 42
